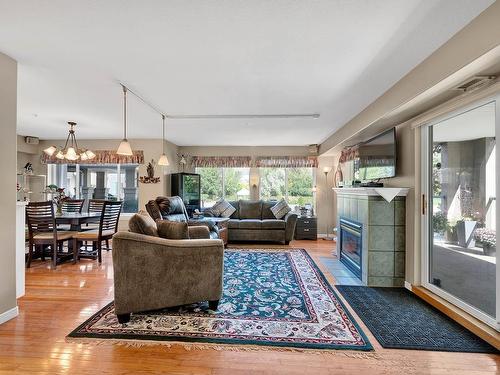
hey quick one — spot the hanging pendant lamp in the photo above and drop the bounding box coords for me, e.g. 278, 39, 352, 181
157, 114, 169, 166
117, 85, 133, 156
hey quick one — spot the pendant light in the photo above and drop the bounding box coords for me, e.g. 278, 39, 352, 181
116, 85, 133, 156
157, 114, 169, 166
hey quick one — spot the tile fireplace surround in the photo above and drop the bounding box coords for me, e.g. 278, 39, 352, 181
334, 188, 409, 287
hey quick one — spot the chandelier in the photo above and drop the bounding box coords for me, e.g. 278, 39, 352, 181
43, 121, 96, 161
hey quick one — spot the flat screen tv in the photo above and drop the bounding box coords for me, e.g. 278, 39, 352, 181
355, 128, 396, 181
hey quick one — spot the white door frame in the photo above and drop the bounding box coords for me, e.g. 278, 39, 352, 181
420, 94, 500, 331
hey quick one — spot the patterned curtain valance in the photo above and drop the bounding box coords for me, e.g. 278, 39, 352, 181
255, 156, 318, 168
191, 156, 252, 168
41, 150, 145, 165
339, 147, 359, 163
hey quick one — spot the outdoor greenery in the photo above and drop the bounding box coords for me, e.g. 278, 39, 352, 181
198, 167, 314, 208
197, 168, 249, 206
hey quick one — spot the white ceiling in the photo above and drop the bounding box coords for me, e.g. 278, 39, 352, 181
0, 0, 493, 146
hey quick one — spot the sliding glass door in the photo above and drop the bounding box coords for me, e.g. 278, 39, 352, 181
422, 97, 499, 329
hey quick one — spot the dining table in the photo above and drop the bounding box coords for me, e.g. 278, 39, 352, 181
55, 212, 101, 231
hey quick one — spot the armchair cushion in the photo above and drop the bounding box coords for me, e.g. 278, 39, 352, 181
188, 225, 210, 239
129, 211, 158, 237
157, 220, 189, 240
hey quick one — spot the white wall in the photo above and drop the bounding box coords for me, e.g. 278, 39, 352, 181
0, 52, 18, 322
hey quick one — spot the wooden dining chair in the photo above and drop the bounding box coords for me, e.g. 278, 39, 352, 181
73, 201, 123, 263
61, 199, 85, 213
86, 199, 109, 250
26, 201, 75, 268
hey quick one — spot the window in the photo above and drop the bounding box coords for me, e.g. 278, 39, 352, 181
48, 163, 139, 213
260, 168, 314, 209
196, 167, 250, 207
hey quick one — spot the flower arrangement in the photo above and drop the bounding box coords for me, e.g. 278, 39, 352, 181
49, 185, 68, 214
474, 227, 496, 247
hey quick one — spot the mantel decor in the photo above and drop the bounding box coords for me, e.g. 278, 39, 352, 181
139, 159, 160, 184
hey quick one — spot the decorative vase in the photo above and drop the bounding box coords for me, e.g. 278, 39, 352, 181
56, 204, 63, 215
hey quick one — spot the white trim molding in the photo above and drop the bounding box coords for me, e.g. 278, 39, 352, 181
404, 281, 413, 291
0, 306, 18, 325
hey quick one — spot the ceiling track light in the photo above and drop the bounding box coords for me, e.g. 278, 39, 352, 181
43, 121, 96, 161
157, 114, 169, 166
116, 85, 133, 156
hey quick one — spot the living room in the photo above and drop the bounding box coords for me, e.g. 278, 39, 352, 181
1, 1, 500, 374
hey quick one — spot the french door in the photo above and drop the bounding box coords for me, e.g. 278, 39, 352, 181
421, 95, 499, 330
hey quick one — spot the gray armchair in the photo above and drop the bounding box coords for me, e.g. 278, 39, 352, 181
112, 231, 224, 323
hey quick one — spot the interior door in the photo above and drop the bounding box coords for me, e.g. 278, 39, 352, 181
422, 98, 499, 330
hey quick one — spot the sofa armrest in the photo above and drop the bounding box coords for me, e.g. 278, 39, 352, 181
112, 231, 224, 315
188, 225, 210, 239
284, 212, 298, 242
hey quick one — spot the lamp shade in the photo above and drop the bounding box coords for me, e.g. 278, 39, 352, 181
65, 147, 79, 161
43, 145, 57, 156
117, 139, 133, 156
323, 166, 332, 174
80, 151, 89, 161
85, 150, 96, 159
157, 153, 169, 166
55, 150, 65, 159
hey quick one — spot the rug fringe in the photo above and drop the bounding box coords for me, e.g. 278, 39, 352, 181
66, 337, 379, 358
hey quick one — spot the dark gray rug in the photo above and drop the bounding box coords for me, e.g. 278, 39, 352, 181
336, 286, 498, 353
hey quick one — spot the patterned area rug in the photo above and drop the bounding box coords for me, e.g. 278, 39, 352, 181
68, 248, 372, 351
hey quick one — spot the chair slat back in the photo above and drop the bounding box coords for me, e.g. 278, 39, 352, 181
88, 199, 106, 214
26, 201, 56, 236
61, 199, 85, 213
99, 201, 123, 236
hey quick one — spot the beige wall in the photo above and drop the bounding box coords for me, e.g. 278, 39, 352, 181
33, 138, 179, 210
0, 52, 18, 320
179, 146, 336, 235
319, 2, 500, 285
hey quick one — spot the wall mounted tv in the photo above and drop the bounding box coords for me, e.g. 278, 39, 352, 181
355, 128, 396, 181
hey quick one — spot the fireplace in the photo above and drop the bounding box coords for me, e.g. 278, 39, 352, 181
339, 218, 363, 279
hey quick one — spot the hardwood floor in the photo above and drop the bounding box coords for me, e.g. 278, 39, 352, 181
0, 240, 498, 374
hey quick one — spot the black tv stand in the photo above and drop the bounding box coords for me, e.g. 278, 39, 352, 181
359, 182, 384, 188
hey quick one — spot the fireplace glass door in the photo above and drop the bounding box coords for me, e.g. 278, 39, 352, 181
339, 218, 362, 278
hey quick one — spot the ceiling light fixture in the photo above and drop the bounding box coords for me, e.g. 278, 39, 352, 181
116, 85, 133, 156
157, 114, 169, 166
43, 122, 96, 161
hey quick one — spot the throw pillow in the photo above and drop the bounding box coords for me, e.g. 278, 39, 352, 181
270, 198, 291, 219
157, 220, 190, 239
210, 199, 236, 218
129, 210, 158, 236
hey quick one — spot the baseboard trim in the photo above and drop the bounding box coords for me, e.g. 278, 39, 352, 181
0, 306, 18, 325
404, 281, 412, 291
412, 286, 499, 350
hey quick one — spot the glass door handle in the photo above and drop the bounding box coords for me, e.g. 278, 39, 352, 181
422, 194, 427, 215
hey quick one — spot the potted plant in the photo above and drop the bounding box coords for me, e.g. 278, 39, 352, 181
474, 227, 496, 256
432, 212, 448, 239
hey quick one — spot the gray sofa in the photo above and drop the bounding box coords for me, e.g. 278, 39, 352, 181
208, 200, 298, 245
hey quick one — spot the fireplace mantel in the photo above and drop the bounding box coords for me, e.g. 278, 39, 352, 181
333, 187, 410, 197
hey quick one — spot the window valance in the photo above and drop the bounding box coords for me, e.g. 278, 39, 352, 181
41, 150, 145, 165
338, 147, 359, 163
191, 156, 252, 168
255, 156, 318, 168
